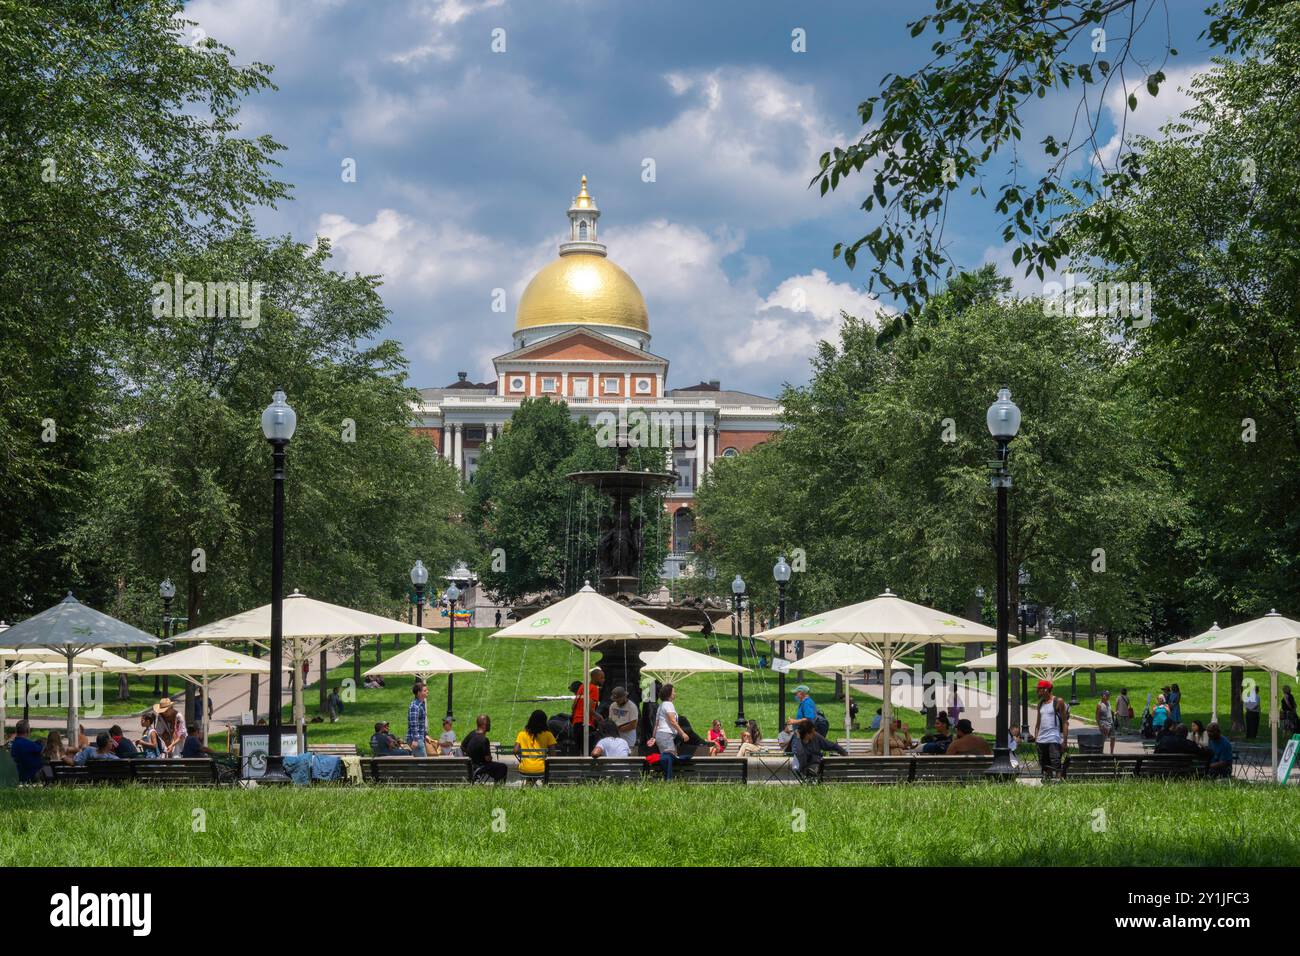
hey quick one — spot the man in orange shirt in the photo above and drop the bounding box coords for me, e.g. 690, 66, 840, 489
570, 667, 605, 744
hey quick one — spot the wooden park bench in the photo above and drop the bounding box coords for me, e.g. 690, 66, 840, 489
818, 756, 913, 783
131, 758, 219, 786
645, 757, 748, 783
369, 756, 471, 786
911, 754, 995, 782
544, 757, 646, 785
832, 739, 876, 757
307, 743, 360, 757
86, 760, 136, 785
51, 764, 89, 785
1063, 753, 1199, 780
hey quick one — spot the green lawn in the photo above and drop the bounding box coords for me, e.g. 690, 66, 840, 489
1, 781, 1294, 866
295, 627, 924, 751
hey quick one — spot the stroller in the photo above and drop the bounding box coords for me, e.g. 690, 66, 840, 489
1140, 705, 1155, 739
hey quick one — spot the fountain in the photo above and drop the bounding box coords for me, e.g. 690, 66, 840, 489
516, 434, 730, 698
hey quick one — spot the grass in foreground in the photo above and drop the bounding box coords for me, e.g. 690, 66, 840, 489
1, 781, 1295, 867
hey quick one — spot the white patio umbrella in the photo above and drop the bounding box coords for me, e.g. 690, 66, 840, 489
1143, 647, 1247, 726
787, 643, 906, 741
638, 643, 750, 685
1157, 611, 1300, 770
964, 638, 1139, 681
492, 582, 687, 755
139, 642, 289, 742
755, 589, 995, 755
174, 590, 437, 749
0, 594, 161, 741
364, 638, 485, 681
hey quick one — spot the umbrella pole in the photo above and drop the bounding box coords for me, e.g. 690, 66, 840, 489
844, 668, 852, 742
1271, 671, 1278, 778
66, 650, 77, 744
881, 647, 894, 757
202, 675, 210, 745
1211, 669, 1218, 726
585, 644, 594, 756
294, 647, 305, 753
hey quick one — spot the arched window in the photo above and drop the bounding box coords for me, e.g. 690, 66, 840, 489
722, 447, 739, 458
673, 507, 694, 554
578, 220, 588, 240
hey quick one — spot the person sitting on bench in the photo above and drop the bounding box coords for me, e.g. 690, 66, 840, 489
1154, 723, 1209, 760
109, 725, 139, 759
945, 718, 991, 756
181, 727, 217, 758
1205, 722, 1233, 778
463, 714, 507, 782
74, 732, 120, 765
871, 718, 915, 754
592, 719, 631, 758
791, 718, 846, 778
920, 713, 953, 754
734, 720, 763, 758
370, 721, 412, 756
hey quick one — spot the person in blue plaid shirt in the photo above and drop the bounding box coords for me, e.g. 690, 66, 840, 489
407, 681, 429, 756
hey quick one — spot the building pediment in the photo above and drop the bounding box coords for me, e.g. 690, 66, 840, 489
494, 327, 669, 367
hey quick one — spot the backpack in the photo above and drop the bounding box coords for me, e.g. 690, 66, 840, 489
813, 710, 830, 737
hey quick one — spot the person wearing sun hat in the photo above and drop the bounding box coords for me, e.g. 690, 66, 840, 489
152, 697, 188, 759
1032, 679, 1069, 779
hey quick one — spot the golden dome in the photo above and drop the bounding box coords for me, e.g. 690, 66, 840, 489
515, 253, 649, 334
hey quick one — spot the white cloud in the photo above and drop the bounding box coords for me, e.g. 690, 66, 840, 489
1095, 64, 1206, 166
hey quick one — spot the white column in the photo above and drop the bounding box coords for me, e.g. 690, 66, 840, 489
484, 422, 493, 446
443, 423, 453, 461
654, 373, 664, 396
529, 371, 537, 395
454, 423, 463, 475
561, 371, 568, 396
624, 371, 631, 397
710, 423, 718, 469
694, 416, 705, 490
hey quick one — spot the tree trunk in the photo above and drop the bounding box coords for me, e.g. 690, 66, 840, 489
1088, 628, 1097, 694
964, 591, 983, 661
923, 644, 939, 729
353, 637, 361, 688
1230, 666, 1245, 734
318, 648, 328, 711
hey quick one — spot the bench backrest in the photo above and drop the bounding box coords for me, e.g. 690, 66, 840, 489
544, 757, 645, 784
912, 755, 994, 781
132, 758, 218, 785
1135, 754, 1199, 777
52, 763, 90, 785
308, 743, 359, 756
648, 758, 747, 783
819, 756, 912, 783
371, 757, 471, 785
1063, 754, 1143, 778
87, 760, 135, 784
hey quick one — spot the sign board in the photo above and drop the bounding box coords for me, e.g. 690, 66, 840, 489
771, 658, 792, 674
1277, 734, 1300, 784
236, 725, 301, 780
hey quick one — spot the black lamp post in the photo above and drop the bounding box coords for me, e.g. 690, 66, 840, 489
731, 574, 746, 727
985, 386, 1021, 777
773, 555, 791, 728
158, 578, 175, 700
261, 389, 296, 783
444, 580, 461, 720
411, 560, 428, 630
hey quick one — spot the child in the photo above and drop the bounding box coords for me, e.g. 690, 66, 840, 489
437, 717, 458, 756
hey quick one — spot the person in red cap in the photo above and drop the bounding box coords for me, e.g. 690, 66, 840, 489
1033, 679, 1069, 779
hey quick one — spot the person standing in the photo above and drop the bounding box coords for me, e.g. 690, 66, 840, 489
1033, 679, 1069, 779
1096, 689, 1116, 754
1168, 683, 1182, 724
1243, 683, 1261, 740
1281, 686, 1298, 736
1115, 688, 1131, 733
570, 667, 604, 740
407, 681, 429, 756
607, 686, 639, 752
463, 714, 506, 783
653, 683, 691, 780
1152, 694, 1170, 732
793, 685, 817, 724
494, 608, 502, 628
154, 698, 187, 758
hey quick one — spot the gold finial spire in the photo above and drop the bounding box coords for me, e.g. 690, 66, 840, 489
574, 175, 592, 208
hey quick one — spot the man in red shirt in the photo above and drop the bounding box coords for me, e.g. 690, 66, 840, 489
571, 667, 605, 745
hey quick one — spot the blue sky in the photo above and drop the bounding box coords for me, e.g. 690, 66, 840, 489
186, 0, 1220, 396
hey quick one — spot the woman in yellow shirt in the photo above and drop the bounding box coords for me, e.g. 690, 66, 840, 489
514, 709, 557, 778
